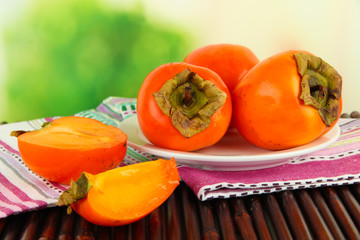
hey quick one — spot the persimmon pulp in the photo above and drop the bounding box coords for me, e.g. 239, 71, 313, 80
14, 116, 127, 184
57, 158, 180, 226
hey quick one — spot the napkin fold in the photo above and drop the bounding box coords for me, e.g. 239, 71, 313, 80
0, 96, 359, 218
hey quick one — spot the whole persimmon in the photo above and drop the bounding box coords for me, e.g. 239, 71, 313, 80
183, 43, 260, 93
12, 116, 127, 184
232, 50, 342, 150
137, 62, 232, 151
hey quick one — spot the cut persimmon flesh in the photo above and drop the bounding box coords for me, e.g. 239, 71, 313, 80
13, 116, 127, 184
57, 158, 180, 226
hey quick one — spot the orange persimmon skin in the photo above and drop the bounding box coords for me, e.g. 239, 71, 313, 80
184, 44, 260, 93
137, 62, 232, 152
17, 116, 127, 184
71, 158, 180, 226
232, 50, 341, 150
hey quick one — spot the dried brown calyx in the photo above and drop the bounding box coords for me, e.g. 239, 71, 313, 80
10, 121, 51, 137
153, 68, 227, 138
294, 52, 342, 126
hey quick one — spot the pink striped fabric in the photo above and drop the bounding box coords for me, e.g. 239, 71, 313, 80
179, 119, 360, 200
0, 119, 68, 218
0, 98, 137, 218
0, 96, 359, 218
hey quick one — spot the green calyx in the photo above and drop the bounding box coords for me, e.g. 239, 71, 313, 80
153, 68, 227, 138
294, 52, 342, 126
56, 173, 92, 214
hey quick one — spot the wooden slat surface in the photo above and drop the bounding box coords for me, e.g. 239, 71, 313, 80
1, 183, 360, 240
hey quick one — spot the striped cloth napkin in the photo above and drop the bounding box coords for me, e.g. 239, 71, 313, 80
0, 96, 359, 218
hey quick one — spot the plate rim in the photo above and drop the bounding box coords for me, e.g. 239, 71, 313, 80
120, 115, 341, 164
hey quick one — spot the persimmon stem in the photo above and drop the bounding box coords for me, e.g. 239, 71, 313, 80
10, 130, 28, 137
310, 85, 327, 100
183, 83, 193, 106
153, 68, 226, 138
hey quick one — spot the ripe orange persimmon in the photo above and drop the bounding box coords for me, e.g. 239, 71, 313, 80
57, 158, 180, 226
184, 44, 260, 93
13, 116, 127, 184
232, 50, 342, 150
137, 62, 232, 151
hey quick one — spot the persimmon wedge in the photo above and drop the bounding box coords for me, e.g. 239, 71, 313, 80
56, 158, 180, 226
12, 116, 127, 184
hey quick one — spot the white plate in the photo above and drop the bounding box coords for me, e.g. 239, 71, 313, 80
119, 115, 340, 171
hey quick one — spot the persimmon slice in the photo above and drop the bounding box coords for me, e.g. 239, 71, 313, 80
13, 116, 127, 184
57, 158, 180, 226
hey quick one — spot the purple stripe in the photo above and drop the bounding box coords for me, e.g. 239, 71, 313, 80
304, 129, 360, 156
0, 139, 20, 155
44, 117, 55, 122
0, 173, 48, 206
0, 192, 28, 211
111, 97, 136, 104
179, 154, 360, 193
96, 105, 124, 121
51, 182, 67, 191
340, 119, 360, 132
338, 129, 360, 141
0, 140, 70, 192
0, 147, 61, 198
308, 142, 360, 157
96, 105, 109, 113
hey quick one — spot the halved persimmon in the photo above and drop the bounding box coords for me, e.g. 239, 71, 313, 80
57, 158, 180, 226
13, 116, 127, 184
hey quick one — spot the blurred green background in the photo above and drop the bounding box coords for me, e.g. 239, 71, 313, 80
0, 0, 192, 122
1, 0, 358, 122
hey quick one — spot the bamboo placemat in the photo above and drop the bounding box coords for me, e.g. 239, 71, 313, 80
0, 182, 359, 239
